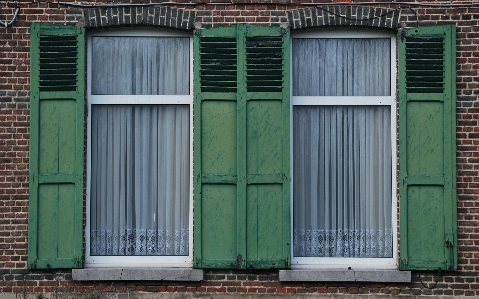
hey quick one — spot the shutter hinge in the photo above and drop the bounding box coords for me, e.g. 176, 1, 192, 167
398, 24, 407, 42
75, 256, 82, 268
194, 257, 201, 268
400, 258, 408, 270
237, 254, 242, 269
445, 233, 454, 247
445, 233, 455, 270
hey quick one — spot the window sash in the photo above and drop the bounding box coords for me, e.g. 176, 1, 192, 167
86, 29, 194, 268
290, 30, 397, 269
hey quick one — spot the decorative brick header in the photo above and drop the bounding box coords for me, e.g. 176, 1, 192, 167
275, 6, 417, 30
66, 5, 416, 30
71, 6, 198, 30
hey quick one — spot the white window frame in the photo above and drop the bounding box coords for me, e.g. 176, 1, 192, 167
85, 28, 194, 268
290, 28, 398, 269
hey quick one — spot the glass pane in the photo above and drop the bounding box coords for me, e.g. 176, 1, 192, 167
91, 37, 190, 95
293, 106, 392, 258
90, 105, 190, 256
292, 38, 391, 96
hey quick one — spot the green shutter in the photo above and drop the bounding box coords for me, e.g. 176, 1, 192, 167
194, 25, 290, 269
399, 25, 457, 271
28, 23, 85, 269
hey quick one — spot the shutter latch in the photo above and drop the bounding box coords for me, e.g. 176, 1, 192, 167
237, 254, 242, 269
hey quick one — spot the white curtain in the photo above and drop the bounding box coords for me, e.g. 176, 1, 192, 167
292, 38, 390, 96
90, 105, 189, 256
91, 36, 189, 95
293, 106, 392, 258
292, 37, 392, 258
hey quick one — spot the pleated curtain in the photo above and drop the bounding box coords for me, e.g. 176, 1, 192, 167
91, 36, 190, 95
292, 38, 393, 258
89, 37, 190, 256
292, 38, 391, 97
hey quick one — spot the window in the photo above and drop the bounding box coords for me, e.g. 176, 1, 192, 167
291, 29, 397, 269
85, 29, 193, 267
29, 23, 456, 273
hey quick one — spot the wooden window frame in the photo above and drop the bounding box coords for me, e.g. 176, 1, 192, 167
290, 28, 398, 269
85, 28, 194, 268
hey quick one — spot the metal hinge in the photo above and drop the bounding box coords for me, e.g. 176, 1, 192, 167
445, 233, 454, 247
237, 254, 242, 269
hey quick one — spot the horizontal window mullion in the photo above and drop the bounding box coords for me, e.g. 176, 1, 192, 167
292, 96, 395, 106
89, 95, 192, 105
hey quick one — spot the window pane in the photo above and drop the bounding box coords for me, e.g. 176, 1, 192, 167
91, 37, 190, 95
292, 38, 391, 96
90, 105, 190, 256
293, 106, 392, 258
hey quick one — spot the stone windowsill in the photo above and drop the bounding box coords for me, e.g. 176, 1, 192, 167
279, 269, 411, 282
72, 268, 204, 281
72, 268, 409, 282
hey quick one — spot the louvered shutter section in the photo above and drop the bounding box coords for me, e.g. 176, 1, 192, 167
194, 25, 290, 269
200, 36, 237, 92
399, 25, 457, 271
29, 23, 85, 269
246, 35, 283, 92
405, 37, 445, 94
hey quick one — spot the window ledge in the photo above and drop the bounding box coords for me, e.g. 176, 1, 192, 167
279, 269, 411, 282
72, 268, 203, 281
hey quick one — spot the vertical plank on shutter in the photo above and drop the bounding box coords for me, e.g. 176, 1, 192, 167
245, 26, 290, 269
194, 26, 239, 269
28, 23, 85, 269
399, 25, 456, 271
236, 24, 248, 268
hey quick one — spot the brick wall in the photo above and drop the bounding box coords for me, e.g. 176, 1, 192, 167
1, 269, 478, 296
1, 0, 479, 297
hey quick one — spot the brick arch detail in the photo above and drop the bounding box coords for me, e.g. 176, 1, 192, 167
280, 6, 417, 30
66, 5, 417, 31
76, 6, 198, 30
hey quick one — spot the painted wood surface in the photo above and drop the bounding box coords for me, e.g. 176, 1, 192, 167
28, 23, 85, 269
194, 25, 290, 269
399, 25, 457, 271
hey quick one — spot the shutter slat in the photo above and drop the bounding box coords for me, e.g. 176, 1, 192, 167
199, 37, 237, 93
38, 32, 80, 93
405, 34, 445, 94
246, 35, 284, 92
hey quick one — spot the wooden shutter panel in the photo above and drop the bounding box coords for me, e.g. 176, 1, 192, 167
28, 23, 85, 269
194, 25, 290, 269
399, 25, 457, 271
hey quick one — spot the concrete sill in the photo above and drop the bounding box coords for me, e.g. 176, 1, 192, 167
279, 269, 411, 282
72, 268, 203, 281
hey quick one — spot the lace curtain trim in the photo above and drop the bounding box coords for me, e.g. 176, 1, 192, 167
91, 229, 189, 256
293, 229, 393, 258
